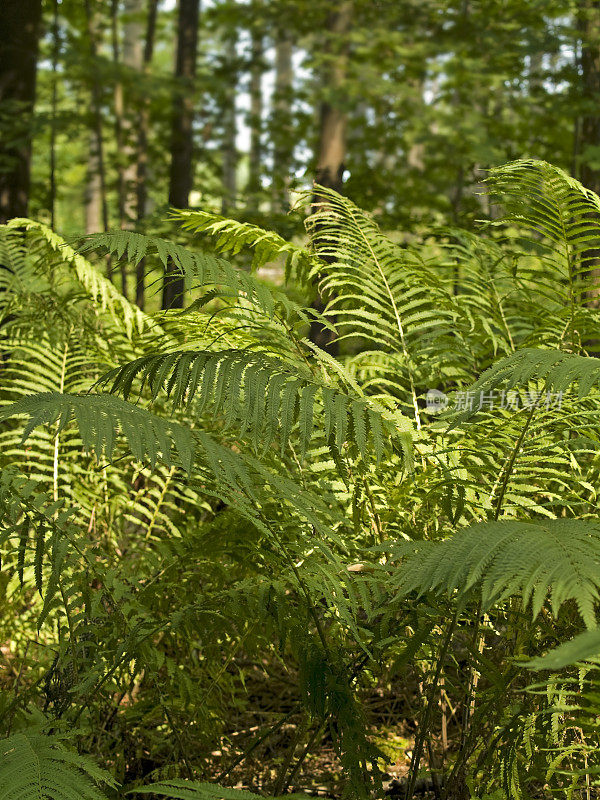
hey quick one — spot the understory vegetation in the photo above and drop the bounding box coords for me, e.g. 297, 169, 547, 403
2, 159, 600, 799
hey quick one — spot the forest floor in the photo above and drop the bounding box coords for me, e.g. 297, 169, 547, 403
206, 659, 437, 797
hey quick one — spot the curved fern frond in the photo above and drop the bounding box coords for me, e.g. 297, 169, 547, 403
451, 348, 600, 426
174, 207, 320, 283
0, 392, 195, 472
129, 780, 272, 799
388, 518, 600, 628
0, 392, 350, 546
486, 159, 600, 288
0, 729, 116, 800
527, 629, 600, 671
77, 230, 324, 327
99, 348, 412, 463
8, 219, 150, 337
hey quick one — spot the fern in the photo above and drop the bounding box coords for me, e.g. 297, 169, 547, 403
0, 728, 116, 800
130, 780, 304, 799
174, 207, 320, 283
77, 229, 326, 326
527, 629, 600, 670
388, 518, 600, 628
8, 220, 151, 337
99, 348, 412, 463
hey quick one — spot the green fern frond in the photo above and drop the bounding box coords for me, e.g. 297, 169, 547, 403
0, 392, 195, 472
389, 518, 600, 628
99, 348, 412, 463
486, 159, 600, 284
129, 781, 272, 799
0, 392, 350, 548
527, 629, 600, 670
452, 348, 600, 425
8, 220, 150, 337
0, 729, 116, 800
174, 207, 320, 283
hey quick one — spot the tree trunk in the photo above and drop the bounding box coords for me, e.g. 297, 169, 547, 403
49, 0, 60, 230
163, 0, 200, 310
84, 0, 110, 242
313, 3, 352, 195
309, 1, 352, 353
85, 133, 104, 235
0, 0, 43, 223
578, 0, 600, 307
271, 31, 293, 214
136, 0, 159, 309
221, 34, 237, 215
112, 0, 145, 298
246, 17, 263, 208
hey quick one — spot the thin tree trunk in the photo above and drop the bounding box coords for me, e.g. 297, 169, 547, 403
85, 133, 103, 235
163, 0, 200, 310
84, 0, 110, 243
112, 0, 145, 298
221, 34, 238, 215
247, 17, 263, 208
313, 3, 352, 195
271, 31, 293, 214
578, 0, 600, 307
121, 0, 145, 223
309, 1, 352, 353
136, 0, 159, 309
49, 0, 60, 230
111, 0, 128, 298
0, 0, 43, 223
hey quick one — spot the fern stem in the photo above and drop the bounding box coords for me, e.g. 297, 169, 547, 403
144, 465, 176, 540
491, 401, 537, 522
405, 612, 457, 800
346, 203, 422, 430
52, 340, 69, 503
268, 519, 331, 659
272, 715, 308, 795
216, 709, 297, 782
282, 719, 327, 793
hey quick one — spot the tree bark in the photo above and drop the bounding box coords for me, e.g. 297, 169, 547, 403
0, 0, 43, 223
112, 0, 145, 298
246, 16, 263, 208
309, 1, 352, 353
49, 0, 60, 230
271, 30, 293, 214
163, 0, 201, 310
84, 0, 110, 242
578, 0, 600, 307
135, 0, 159, 309
221, 34, 238, 215
313, 3, 352, 196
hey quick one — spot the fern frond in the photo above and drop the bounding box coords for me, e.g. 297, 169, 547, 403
527, 629, 600, 671
451, 348, 600, 425
8, 219, 150, 337
129, 781, 273, 799
486, 159, 600, 285
389, 518, 600, 628
174, 207, 320, 283
77, 229, 324, 326
0, 392, 195, 472
0, 729, 116, 800
100, 348, 412, 463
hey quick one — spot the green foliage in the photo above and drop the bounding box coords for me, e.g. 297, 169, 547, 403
6, 159, 600, 798
388, 519, 600, 628
0, 728, 116, 800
